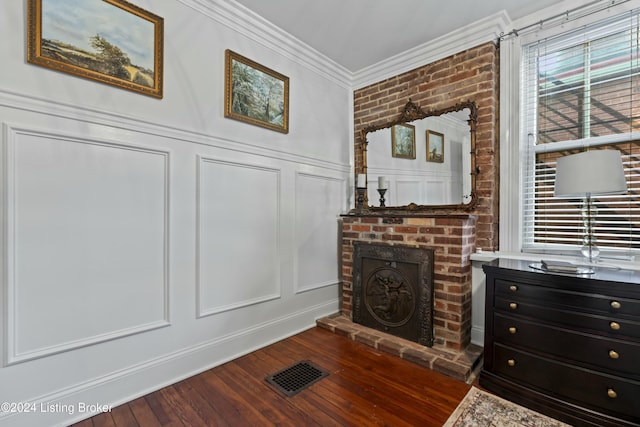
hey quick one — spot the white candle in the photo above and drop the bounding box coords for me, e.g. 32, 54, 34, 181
378, 176, 387, 189
357, 174, 366, 188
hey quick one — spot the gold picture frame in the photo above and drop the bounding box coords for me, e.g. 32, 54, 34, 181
225, 50, 290, 133
27, 0, 164, 99
391, 123, 416, 159
426, 130, 444, 163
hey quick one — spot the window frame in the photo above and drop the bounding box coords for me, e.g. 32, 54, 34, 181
499, 3, 640, 263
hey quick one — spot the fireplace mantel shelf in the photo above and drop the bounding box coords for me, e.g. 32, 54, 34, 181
342, 211, 477, 219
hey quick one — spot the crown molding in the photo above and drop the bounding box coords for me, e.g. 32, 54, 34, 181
353, 11, 511, 90
176, 0, 353, 89
168, 1, 514, 91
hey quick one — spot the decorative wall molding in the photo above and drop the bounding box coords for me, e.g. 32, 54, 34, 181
178, 0, 352, 88
196, 156, 282, 318
353, 11, 510, 89
293, 171, 345, 294
178, 1, 513, 92
0, 89, 350, 175
3, 124, 170, 365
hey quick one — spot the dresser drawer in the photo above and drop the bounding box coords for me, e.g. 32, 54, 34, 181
492, 343, 640, 421
494, 295, 640, 339
495, 279, 640, 319
493, 313, 640, 377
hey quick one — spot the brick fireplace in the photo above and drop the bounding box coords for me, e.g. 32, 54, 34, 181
317, 213, 483, 382
316, 40, 499, 382
343, 214, 475, 350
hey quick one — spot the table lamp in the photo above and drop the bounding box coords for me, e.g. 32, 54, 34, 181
554, 149, 627, 263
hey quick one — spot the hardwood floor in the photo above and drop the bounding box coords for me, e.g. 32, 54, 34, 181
71, 327, 471, 426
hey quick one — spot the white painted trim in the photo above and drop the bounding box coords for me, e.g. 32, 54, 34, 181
0, 299, 338, 427
292, 170, 346, 295
353, 11, 511, 89
0, 89, 350, 175
498, 37, 523, 253
295, 280, 340, 295
177, 0, 352, 88
195, 156, 283, 318
0, 124, 6, 369
2, 124, 172, 365
498, 0, 640, 254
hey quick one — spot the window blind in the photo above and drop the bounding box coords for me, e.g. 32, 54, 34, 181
521, 8, 640, 255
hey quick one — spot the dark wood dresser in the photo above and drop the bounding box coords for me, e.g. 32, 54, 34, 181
480, 258, 640, 427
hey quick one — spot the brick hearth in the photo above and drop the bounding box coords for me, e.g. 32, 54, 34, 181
317, 314, 483, 383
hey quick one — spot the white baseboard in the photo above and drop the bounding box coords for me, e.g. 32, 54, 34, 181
471, 326, 485, 347
0, 300, 338, 427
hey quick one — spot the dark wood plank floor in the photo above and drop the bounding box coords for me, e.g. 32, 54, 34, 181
71, 327, 471, 426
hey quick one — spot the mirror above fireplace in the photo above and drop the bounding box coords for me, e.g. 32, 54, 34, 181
360, 100, 478, 212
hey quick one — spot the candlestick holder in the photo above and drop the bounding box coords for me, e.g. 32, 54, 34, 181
377, 189, 387, 207
356, 187, 366, 212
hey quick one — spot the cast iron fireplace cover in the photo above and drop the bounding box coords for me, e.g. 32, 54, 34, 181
353, 242, 435, 346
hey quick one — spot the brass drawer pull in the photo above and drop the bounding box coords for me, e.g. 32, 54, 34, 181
610, 321, 621, 331
607, 388, 617, 399
509, 285, 518, 292
609, 350, 619, 359
507, 359, 516, 367
508, 327, 517, 334
610, 301, 621, 310
509, 302, 518, 310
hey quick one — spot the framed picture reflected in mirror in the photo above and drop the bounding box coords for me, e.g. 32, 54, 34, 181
391, 123, 416, 159
426, 130, 444, 163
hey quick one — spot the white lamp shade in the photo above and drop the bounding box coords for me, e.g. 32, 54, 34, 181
554, 150, 627, 197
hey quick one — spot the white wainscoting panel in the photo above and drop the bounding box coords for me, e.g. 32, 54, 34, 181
4, 125, 169, 365
294, 172, 345, 293
197, 157, 280, 317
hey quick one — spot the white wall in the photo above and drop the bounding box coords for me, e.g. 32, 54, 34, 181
0, 1, 351, 425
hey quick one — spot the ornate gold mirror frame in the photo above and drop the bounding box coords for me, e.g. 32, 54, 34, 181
359, 99, 478, 212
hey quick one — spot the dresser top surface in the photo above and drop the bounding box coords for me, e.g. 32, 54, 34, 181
483, 258, 640, 286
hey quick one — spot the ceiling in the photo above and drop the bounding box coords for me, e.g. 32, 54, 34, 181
233, 0, 563, 72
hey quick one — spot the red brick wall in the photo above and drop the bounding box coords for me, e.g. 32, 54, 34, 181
341, 215, 476, 351
344, 42, 499, 351
354, 41, 499, 251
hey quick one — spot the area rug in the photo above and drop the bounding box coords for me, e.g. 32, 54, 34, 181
443, 387, 572, 427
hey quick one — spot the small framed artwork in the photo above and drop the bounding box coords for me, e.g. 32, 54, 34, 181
391, 124, 416, 159
426, 130, 444, 163
27, 0, 164, 98
225, 50, 290, 133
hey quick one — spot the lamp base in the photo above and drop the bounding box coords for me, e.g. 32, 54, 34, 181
581, 195, 599, 264
581, 244, 600, 264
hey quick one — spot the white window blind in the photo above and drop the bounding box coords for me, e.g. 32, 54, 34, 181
522, 8, 640, 255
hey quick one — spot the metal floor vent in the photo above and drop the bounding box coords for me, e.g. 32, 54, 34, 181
266, 360, 329, 397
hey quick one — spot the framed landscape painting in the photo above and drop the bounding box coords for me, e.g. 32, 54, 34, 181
391, 124, 416, 159
225, 50, 290, 133
426, 130, 444, 163
27, 0, 164, 98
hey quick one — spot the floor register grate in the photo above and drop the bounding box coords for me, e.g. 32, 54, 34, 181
265, 360, 329, 397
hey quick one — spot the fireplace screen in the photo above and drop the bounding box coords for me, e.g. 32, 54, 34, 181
353, 243, 434, 346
